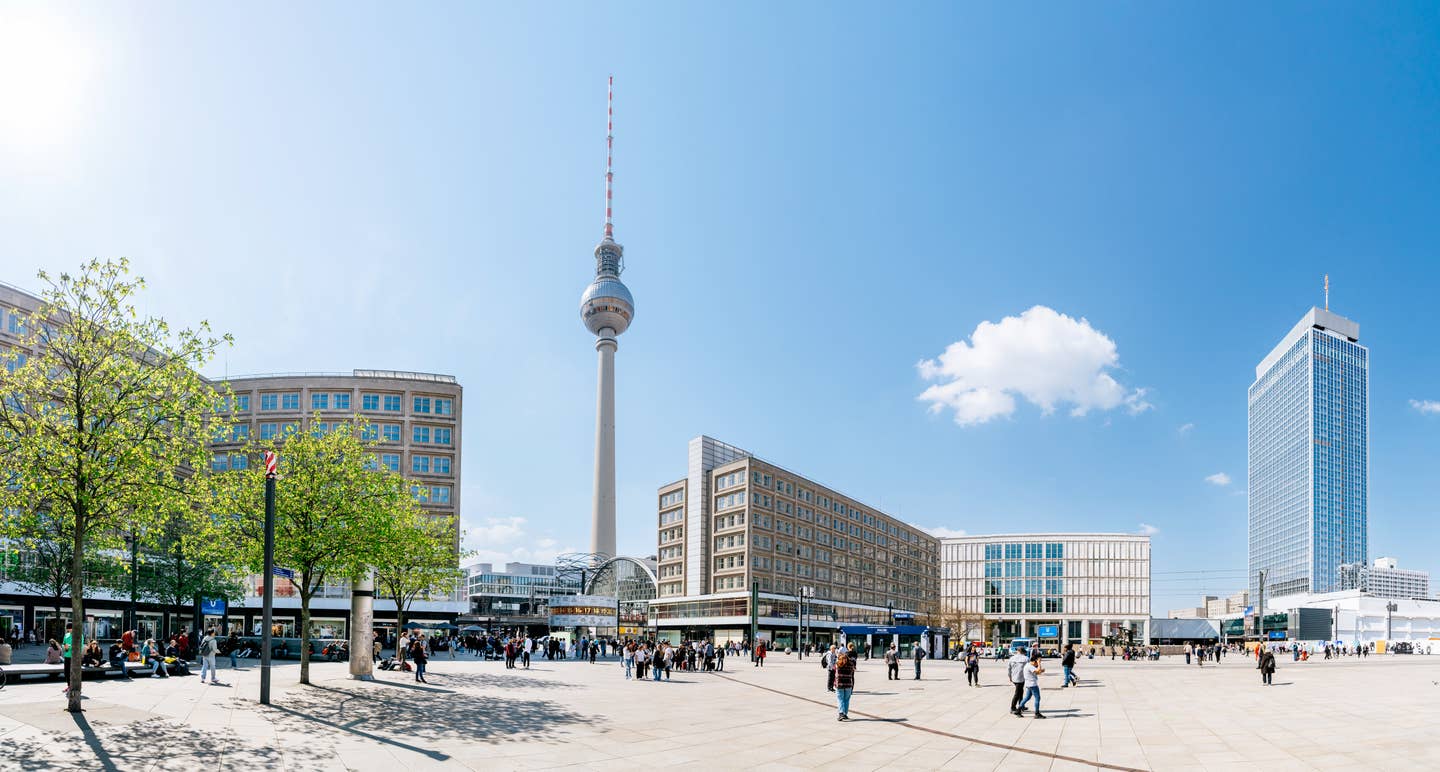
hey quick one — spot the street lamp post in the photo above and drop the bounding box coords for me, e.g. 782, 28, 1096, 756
1386, 601, 1398, 643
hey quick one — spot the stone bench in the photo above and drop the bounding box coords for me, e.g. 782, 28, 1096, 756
3, 661, 163, 681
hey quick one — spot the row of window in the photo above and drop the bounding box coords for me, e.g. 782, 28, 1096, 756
240, 392, 456, 415
659, 490, 684, 508
985, 598, 1065, 613
984, 542, 1065, 560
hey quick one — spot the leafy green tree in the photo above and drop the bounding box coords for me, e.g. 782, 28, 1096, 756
135, 510, 246, 633
0, 258, 229, 712
209, 418, 413, 685
373, 511, 464, 632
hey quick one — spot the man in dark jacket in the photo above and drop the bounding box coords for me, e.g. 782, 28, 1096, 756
912, 642, 926, 680
1061, 643, 1078, 687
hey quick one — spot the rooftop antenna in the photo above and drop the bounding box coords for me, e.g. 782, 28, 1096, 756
604, 74, 614, 241
1324, 274, 1330, 311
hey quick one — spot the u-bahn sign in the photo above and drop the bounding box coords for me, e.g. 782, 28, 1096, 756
549, 595, 619, 628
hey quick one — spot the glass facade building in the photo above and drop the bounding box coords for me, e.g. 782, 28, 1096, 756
941, 534, 1151, 645
1249, 308, 1367, 601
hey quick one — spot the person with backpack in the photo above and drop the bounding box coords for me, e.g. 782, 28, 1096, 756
199, 628, 221, 685
1008, 645, 1029, 715
834, 644, 857, 721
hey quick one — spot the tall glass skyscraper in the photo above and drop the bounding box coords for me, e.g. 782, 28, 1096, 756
1249, 308, 1367, 601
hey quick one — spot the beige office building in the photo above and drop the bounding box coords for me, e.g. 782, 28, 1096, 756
941, 533, 1152, 646
210, 370, 463, 548
647, 436, 941, 649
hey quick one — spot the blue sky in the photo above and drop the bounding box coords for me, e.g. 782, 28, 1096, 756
2, 2, 1438, 610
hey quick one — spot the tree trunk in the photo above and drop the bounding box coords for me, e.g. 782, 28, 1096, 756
298, 586, 311, 685
67, 521, 85, 712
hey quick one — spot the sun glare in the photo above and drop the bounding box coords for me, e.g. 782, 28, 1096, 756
0, 7, 94, 151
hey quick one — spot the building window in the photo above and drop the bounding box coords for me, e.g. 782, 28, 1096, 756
360, 425, 378, 441
211, 455, 228, 472
434, 457, 451, 475
435, 398, 453, 416
363, 456, 379, 471
362, 394, 380, 411
1045, 542, 1064, 559
334, 393, 351, 410
235, 394, 251, 412
412, 455, 430, 473
380, 453, 400, 471
413, 396, 431, 414
434, 428, 452, 445
230, 454, 248, 471
1025, 543, 1042, 559
984, 544, 1002, 560
311, 393, 329, 410
281, 393, 300, 410
1005, 543, 1021, 559
259, 423, 278, 440
381, 424, 400, 443
230, 424, 250, 441
383, 395, 401, 412
431, 486, 450, 504
413, 426, 431, 444
260, 394, 278, 411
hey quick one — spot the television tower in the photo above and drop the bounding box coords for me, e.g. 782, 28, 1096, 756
580, 76, 634, 561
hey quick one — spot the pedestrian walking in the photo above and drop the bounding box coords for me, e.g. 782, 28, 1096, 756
834, 645, 857, 721
1008, 646, 1029, 715
884, 643, 899, 680
199, 628, 221, 684
1016, 652, 1046, 718
1258, 647, 1276, 686
754, 640, 767, 667
410, 635, 429, 683
1061, 643, 1078, 687
825, 644, 839, 691
965, 647, 980, 686
622, 641, 635, 679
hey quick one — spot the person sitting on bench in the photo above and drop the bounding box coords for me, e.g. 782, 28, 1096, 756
108, 641, 132, 679
146, 639, 170, 678
81, 640, 105, 668
44, 639, 63, 665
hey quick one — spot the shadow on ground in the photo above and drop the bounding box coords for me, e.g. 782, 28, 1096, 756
5, 713, 335, 771
427, 670, 577, 691
246, 678, 591, 760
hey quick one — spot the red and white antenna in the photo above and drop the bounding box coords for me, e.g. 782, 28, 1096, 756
604, 75, 614, 241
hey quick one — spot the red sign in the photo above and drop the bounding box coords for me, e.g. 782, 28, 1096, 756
263, 451, 278, 478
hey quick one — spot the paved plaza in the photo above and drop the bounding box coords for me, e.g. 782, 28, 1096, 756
0, 651, 1436, 770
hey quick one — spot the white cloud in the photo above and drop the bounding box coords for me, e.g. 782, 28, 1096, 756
1137, 523, 1160, 536
925, 526, 967, 539
1205, 472, 1232, 486
460, 516, 580, 567
916, 305, 1151, 426
1410, 399, 1440, 415
1178, 422, 1195, 435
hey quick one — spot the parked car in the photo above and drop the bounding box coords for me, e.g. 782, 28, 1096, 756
1392, 641, 1414, 654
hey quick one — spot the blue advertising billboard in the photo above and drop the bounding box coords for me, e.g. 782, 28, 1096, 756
1036, 624, 1060, 638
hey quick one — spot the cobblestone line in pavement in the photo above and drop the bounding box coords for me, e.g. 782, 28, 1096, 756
712, 670, 1148, 772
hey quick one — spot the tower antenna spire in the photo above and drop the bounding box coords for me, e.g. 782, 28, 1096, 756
1324, 274, 1330, 311
604, 74, 614, 241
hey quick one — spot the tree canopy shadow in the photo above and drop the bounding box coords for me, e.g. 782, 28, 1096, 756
247, 679, 591, 756
3, 714, 335, 771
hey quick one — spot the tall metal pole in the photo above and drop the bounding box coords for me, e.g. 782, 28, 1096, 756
795, 589, 802, 658
1256, 570, 1266, 643
261, 452, 277, 705
749, 580, 759, 657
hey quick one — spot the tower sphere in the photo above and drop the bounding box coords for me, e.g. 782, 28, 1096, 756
581, 239, 634, 337
580, 278, 634, 336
